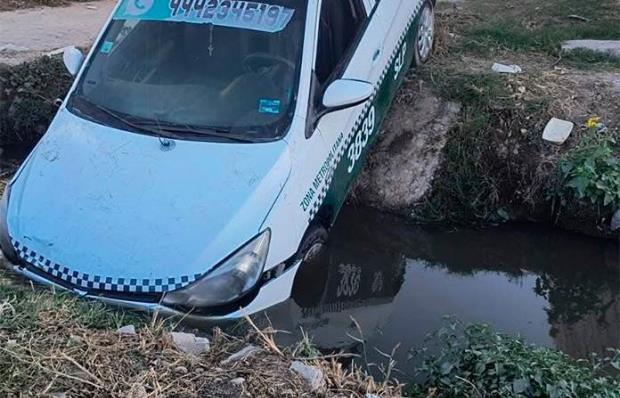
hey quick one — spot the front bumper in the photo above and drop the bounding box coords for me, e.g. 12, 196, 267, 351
3, 257, 300, 324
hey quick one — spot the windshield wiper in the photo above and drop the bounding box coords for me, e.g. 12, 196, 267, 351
72, 95, 171, 138
71, 95, 256, 143
137, 122, 256, 144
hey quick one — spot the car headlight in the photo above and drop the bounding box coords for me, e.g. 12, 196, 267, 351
163, 229, 271, 309
0, 183, 19, 264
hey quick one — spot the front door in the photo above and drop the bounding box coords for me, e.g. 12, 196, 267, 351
307, 0, 406, 226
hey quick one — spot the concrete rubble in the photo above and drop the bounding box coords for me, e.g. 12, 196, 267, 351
562, 40, 620, 58
116, 325, 137, 335
290, 361, 325, 392
170, 332, 210, 356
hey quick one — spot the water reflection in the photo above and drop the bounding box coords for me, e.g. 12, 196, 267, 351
264, 206, 619, 375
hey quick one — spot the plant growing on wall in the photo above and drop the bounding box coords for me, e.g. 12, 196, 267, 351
560, 130, 620, 209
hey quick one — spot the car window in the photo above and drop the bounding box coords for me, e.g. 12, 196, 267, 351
315, 0, 366, 85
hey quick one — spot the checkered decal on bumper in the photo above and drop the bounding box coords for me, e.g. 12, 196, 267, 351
11, 239, 202, 293
307, 1, 423, 223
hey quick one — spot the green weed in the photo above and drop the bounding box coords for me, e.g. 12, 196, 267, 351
408, 321, 620, 398
559, 132, 620, 209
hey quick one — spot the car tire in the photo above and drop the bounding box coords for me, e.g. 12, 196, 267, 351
297, 224, 328, 262
413, 0, 435, 66
291, 224, 329, 308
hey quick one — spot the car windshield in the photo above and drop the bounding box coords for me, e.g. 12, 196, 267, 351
68, 0, 307, 141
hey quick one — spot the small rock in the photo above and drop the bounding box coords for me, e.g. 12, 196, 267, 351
492, 62, 522, 74
6, 339, 17, 348
51, 394, 67, 398
117, 325, 136, 335
611, 209, 620, 231
195, 367, 205, 373
542, 118, 574, 144
290, 361, 325, 392
170, 332, 210, 356
174, 366, 189, 375
230, 377, 245, 386
221, 345, 263, 365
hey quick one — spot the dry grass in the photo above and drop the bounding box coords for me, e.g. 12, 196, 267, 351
0, 267, 404, 397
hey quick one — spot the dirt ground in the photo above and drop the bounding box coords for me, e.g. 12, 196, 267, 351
0, 0, 115, 65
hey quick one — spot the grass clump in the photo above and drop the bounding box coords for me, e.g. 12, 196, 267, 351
408, 322, 620, 398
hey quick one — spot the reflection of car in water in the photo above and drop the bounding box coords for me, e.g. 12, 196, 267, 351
266, 222, 406, 349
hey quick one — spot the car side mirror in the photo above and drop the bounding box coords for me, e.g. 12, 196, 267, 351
63, 46, 84, 76
322, 79, 373, 111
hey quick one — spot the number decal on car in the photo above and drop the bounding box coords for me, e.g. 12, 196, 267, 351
393, 42, 407, 80
347, 105, 376, 174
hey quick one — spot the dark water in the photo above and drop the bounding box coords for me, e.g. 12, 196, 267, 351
262, 206, 620, 377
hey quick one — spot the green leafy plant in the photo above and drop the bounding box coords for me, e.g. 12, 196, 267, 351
408, 321, 620, 398
560, 133, 620, 209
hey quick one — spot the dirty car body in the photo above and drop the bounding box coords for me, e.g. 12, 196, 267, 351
0, 0, 434, 321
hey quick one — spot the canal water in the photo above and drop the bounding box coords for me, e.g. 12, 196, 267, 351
261, 206, 620, 377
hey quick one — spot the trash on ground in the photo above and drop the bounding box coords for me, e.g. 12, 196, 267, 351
290, 361, 325, 392
170, 332, 210, 356
116, 325, 136, 335
542, 118, 574, 144
611, 209, 620, 231
221, 344, 263, 365
561, 40, 620, 57
492, 63, 523, 74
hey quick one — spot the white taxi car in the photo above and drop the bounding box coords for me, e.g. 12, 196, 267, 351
0, 0, 435, 320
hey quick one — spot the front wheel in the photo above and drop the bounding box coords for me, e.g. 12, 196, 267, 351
413, 0, 435, 66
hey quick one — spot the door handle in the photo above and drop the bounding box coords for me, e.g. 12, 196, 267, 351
372, 48, 382, 62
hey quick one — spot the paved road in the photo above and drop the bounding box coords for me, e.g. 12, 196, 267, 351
0, 0, 116, 65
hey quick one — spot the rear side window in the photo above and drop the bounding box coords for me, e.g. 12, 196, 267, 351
315, 0, 366, 84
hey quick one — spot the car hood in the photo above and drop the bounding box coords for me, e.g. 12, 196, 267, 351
7, 110, 291, 293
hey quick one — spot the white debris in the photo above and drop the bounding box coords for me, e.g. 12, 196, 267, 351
221, 345, 263, 365
365, 394, 381, 398
6, 339, 17, 348
492, 63, 523, 74
542, 118, 574, 144
230, 377, 245, 386
290, 361, 325, 392
174, 366, 189, 375
611, 209, 620, 231
562, 40, 620, 58
116, 325, 136, 335
170, 332, 210, 356
47, 46, 73, 57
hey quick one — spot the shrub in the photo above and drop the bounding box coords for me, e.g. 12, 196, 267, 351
0, 56, 72, 151
409, 322, 620, 398
559, 132, 620, 209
